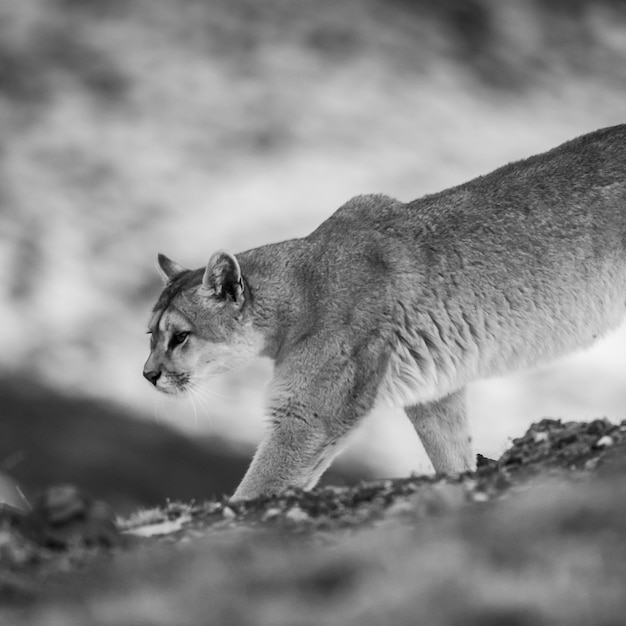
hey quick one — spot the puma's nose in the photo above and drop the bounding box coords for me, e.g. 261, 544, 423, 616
143, 369, 161, 386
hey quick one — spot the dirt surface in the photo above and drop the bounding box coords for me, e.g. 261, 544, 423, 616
1, 418, 626, 625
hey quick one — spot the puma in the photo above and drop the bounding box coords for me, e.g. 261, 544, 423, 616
144, 124, 626, 500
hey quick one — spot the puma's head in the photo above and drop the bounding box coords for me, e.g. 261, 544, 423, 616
143, 250, 263, 395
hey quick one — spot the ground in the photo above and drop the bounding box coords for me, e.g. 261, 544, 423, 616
1, 418, 625, 625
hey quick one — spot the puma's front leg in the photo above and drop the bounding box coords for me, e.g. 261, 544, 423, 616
231, 408, 342, 501
231, 332, 386, 501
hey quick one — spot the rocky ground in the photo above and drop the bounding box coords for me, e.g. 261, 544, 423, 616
1, 418, 626, 625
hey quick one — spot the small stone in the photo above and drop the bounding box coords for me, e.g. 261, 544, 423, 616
25, 485, 120, 548
594, 435, 614, 449
203, 502, 222, 515
125, 515, 190, 538
476, 454, 496, 468
462, 479, 478, 492
557, 428, 578, 445
472, 491, 489, 503
532, 431, 550, 443
222, 506, 236, 520
261, 507, 282, 522
42, 485, 88, 524
284, 507, 310, 524
584, 457, 600, 471
586, 418, 611, 436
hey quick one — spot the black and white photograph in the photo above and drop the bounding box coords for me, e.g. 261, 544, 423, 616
1, 1, 625, 624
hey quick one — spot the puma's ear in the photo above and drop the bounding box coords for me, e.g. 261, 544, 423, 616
157, 253, 187, 284
203, 250, 244, 305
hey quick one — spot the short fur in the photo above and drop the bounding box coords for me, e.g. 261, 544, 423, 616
144, 124, 626, 500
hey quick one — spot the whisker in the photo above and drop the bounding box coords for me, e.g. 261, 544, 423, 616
188, 387, 201, 430
194, 380, 216, 411
187, 376, 218, 429
194, 375, 233, 402
191, 388, 211, 416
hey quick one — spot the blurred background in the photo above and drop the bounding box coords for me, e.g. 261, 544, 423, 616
1, 0, 625, 513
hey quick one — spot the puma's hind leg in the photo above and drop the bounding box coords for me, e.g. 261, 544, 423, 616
405, 387, 476, 475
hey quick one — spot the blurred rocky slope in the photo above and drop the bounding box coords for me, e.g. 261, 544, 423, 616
1, 0, 626, 493
2, 419, 626, 624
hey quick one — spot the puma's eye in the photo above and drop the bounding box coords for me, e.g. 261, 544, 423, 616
170, 331, 190, 349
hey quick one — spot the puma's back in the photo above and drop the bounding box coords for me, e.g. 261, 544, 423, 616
283, 125, 626, 404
